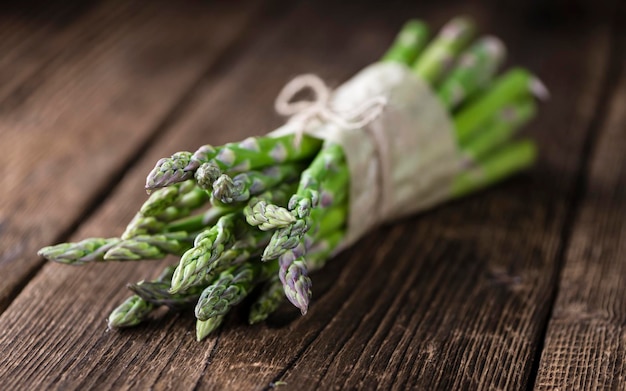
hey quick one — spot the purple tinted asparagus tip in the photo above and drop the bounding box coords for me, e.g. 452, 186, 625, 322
530, 77, 550, 101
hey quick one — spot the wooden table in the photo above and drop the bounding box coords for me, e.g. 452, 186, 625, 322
1, 0, 624, 389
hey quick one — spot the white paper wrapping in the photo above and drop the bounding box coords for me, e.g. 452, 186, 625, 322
271, 62, 463, 248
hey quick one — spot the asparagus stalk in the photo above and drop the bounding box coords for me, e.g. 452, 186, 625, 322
277, 242, 311, 314
262, 149, 349, 261
195, 260, 275, 320
140, 180, 208, 217
382, 19, 430, 65
104, 232, 194, 261
288, 144, 346, 219
461, 98, 536, 161
38, 237, 121, 265
107, 265, 177, 329
165, 206, 237, 233
453, 68, 545, 144
211, 162, 303, 205
437, 36, 506, 110
249, 227, 346, 324
145, 151, 194, 191
306, 230, 346, 272
244, 184, 300, 230
169, 183, 296, 292
123, 180, 210, 239
279, 201, 348, 312
193, 226, 272, 285
169, 212, 240, 294
120, 215, 167, 239
146, 134, 323, 191
306, 202, 348, 239
194, 161, 223, 191
266, 199, 347, 314
248, 274, 284, 324
245, 200, 296, 231
107, 295, 155, 330
412, 16, 476, 85
196, 315, 226, 341
47, 208, 233, 265
187, 135, 323, 173
128, 280, 206, 309
451, 139, 537, 198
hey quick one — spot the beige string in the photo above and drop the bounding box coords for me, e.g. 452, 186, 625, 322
274, 74, 388, 144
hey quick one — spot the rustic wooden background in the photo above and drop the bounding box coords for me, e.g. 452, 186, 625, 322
0, 0, 624, 389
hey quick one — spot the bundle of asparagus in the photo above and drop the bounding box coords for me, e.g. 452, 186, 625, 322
38, 17, 546, 341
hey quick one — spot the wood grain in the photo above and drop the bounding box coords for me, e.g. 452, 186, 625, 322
534, 22, 626, 390
0, 0, 263, 310
0, 1, 98, 101
0, 0, 619, 389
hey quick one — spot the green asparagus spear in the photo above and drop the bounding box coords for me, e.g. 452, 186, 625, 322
196, 315, 226, 341
145, 151, 194, 190
437, 36, 506, 110
123, 181, 210, 240
454, 68, 543, 144
104, 232, 194, 261
277, 200, 348, 312
195, 260, 275, 320
128, 280, 206, 309
288, 143, 346, 219
382, 19, 430, 65
169, 212, 240, 294
107, 265, 177, 329
306, 230, 346, 272
461, 98, 536, 161
194, 161, 223, 191
187, 135, 322, 173
262, 149, 349, 260
451, 139, 537, 198
161, 185, 289, 293
38, 237, 121, 265
277, 242, 311, 314
412, 16, 476, 85
146, 134, 323, 191
245, 200, 296, 231
244, 184, 301, 230
248, 229, 345, 323
205, 229, 271, 275
107, 295, 155, 330
164, 206, 237, 233
248, 274, 284, 324
139, 180, 209, 218
211, 163, 303, 205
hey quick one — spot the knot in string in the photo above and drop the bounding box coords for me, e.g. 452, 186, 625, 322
274, 74, 387, 143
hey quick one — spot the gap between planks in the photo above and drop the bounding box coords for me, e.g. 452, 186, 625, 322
526, 3, 626, 389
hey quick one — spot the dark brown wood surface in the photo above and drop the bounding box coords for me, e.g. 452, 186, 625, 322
0, 0, 623, 389
535, 29, 626, 390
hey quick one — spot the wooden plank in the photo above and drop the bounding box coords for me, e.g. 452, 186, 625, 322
0, 2, 305, 389
0, 0, 263, 310
0, 0, 100, 102
534, 27, 626, 390
0, 1, 614, 390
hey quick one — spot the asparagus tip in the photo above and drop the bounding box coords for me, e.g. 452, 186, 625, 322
195, 316, 224, 341
481, 35, 507, 59
145, 152, 194, 190
530, 77, 550, 101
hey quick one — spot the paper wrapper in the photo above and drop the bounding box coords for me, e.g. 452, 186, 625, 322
272, 62, 464, 248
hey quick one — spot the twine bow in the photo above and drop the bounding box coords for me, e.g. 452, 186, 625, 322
274, 74, 388, 143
